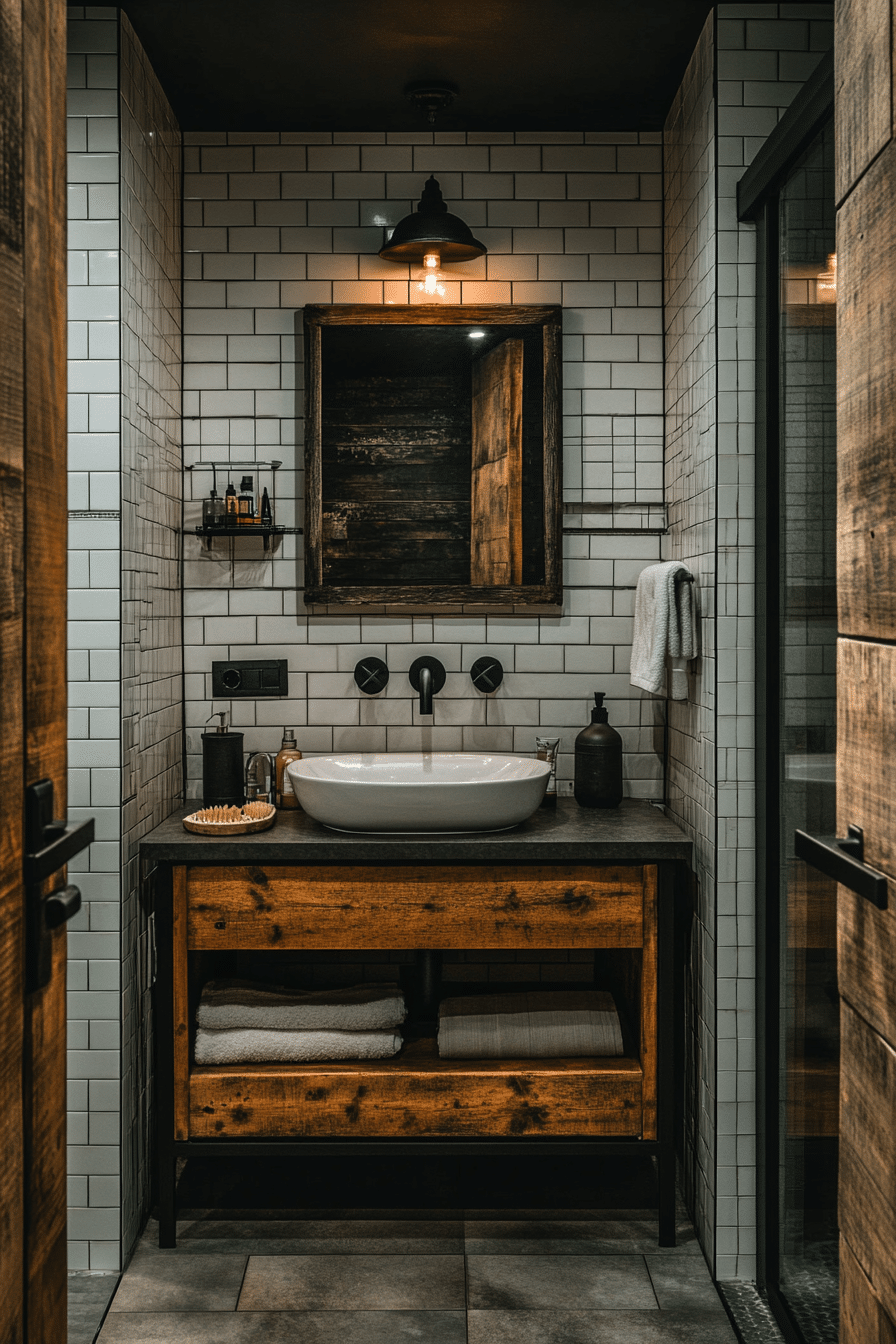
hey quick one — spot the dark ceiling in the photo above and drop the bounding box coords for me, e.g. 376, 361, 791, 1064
120, 0, 728, 132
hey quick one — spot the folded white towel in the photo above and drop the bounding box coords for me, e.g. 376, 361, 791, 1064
438, 991, 623, 1060
194, 1026, 404, 1065
629, 561, 698, 700
196, 980, 406, 1033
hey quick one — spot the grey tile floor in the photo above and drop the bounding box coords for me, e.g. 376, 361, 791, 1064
95, 1209, 738, 1343
68, 1271, 119, 1344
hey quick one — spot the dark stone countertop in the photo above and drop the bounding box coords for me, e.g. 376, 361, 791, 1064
139, 797, 692, 866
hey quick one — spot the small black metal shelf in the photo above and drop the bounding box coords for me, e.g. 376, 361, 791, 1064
191, 524, 302, 553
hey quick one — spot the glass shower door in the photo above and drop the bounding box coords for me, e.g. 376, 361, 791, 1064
774, 120, 839, 1344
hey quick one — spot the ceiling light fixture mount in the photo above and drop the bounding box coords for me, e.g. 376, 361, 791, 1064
404, 81, 458, 125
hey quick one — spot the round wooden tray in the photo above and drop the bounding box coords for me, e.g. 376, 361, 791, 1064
182, 803, 276, 835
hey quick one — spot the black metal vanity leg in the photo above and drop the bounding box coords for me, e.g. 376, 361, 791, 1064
657, 862, 676, 1247
415, 949, 442, 1023
152, 862, 177, 1247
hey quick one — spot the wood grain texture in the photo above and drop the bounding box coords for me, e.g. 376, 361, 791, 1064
305, 303, 560, 327
837, 147, 896, 636
838, 639, 896, 881
0, 0, 25, 1333
302, 304, 562, 609
22, 0, 68, 1333
842, 1232, 896, 1344
840, 998, 896, 1323
786, 1057, 838, 1137
173, 868, 191, 1142
839, 872, 896, 1049
185, 864, 646, 951
834, 0, 891, 203
187, 1038, 643, 1139
470, 339, 523, 585
786, 860, 836, 949
542, 317, 562, 591
23, 933, 68, 1344
639, 865, 657, 1140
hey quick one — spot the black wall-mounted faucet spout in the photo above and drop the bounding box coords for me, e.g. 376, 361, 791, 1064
408, 656, 446, 716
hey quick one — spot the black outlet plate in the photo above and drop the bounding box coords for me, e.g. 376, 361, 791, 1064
212, 658, 288, 698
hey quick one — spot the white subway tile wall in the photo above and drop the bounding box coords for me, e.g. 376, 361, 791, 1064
664, 1, 832, 1281
66, 6, 182, 1272
181, 130, 667, 802
66, 6, 123, 1273
118, 13, 183, 1261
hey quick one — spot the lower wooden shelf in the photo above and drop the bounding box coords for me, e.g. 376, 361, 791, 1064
183, 1037, 644, 1140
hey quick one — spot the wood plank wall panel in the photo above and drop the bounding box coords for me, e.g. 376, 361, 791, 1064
837, 147, 896, 637
841, 1235, 896, 1344
840, 1000, 896, 1324
838, 640, 896, 875
834, 0, 891, 203
0, 0, 26, 1333
21, 0, 68, 1335
837, 3, 896, 1335
470, 339, 523, 585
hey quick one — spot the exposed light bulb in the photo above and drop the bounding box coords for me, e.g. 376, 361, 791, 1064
416, 250, 447, 300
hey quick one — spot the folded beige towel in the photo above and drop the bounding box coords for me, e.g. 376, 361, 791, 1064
438, 991, 623, 1060
194, 1026, 403, 1065
196, 979, 406, 1032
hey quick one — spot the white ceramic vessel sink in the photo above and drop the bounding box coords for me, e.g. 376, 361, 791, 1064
286, 752, 551, 833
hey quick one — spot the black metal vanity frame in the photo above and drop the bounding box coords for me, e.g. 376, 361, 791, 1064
143, 802, 687, 1250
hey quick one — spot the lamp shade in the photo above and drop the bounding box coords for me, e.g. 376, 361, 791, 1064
379, 175, 486, 264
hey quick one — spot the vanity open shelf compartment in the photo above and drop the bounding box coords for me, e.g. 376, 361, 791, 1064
142, 802, 690, 1250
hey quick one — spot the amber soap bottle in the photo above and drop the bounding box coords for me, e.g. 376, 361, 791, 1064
275, 728, 302, 809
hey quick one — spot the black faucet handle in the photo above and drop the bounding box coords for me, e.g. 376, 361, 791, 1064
354, 657, 390, 695
470, 656, 504, 693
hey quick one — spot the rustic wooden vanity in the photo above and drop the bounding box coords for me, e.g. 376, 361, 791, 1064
141, 798, 691, 1247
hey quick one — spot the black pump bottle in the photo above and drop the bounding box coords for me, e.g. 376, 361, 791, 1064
574, 692, 623, 809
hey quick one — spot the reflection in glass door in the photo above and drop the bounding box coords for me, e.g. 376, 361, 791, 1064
773, 121, 839, 1343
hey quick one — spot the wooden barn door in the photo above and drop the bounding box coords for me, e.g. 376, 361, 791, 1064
0, 0, 86, 1340
835, 1, 896, 1337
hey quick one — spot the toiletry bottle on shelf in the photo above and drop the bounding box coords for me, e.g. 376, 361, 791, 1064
260, 486, 273, 526
237, 475, 255, 524
574, 692, 623, 809
202, 487, 225, 530
275, 728, 302, 809
225, 481, 237, 521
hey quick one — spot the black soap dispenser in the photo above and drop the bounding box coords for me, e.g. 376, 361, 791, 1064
202, 710, 245, 807
574, 692, 623, 809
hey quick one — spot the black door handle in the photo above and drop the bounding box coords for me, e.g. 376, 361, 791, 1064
45, 884, 82, 929
24, 780, 95, 992
794, 826, 889, 910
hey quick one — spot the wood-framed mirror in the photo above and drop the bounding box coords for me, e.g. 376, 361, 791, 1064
302, 304, 562, 608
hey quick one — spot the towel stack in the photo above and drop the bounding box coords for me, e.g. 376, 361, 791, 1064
438, 990, 623, 1060
194, 979, 406, 1064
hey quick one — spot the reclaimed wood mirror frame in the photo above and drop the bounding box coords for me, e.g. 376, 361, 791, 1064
302, 304, 562, 608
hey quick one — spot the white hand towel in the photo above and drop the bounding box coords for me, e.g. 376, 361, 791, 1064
196, 980, 406, 1033
438, 990, 623, 1060
629, 561, 698, 700
194, 1026, 403, 1065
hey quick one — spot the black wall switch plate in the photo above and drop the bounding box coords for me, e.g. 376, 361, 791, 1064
212, 658, 288, 698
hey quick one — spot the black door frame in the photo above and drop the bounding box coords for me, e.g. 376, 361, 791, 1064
737, 49, 834, 1344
